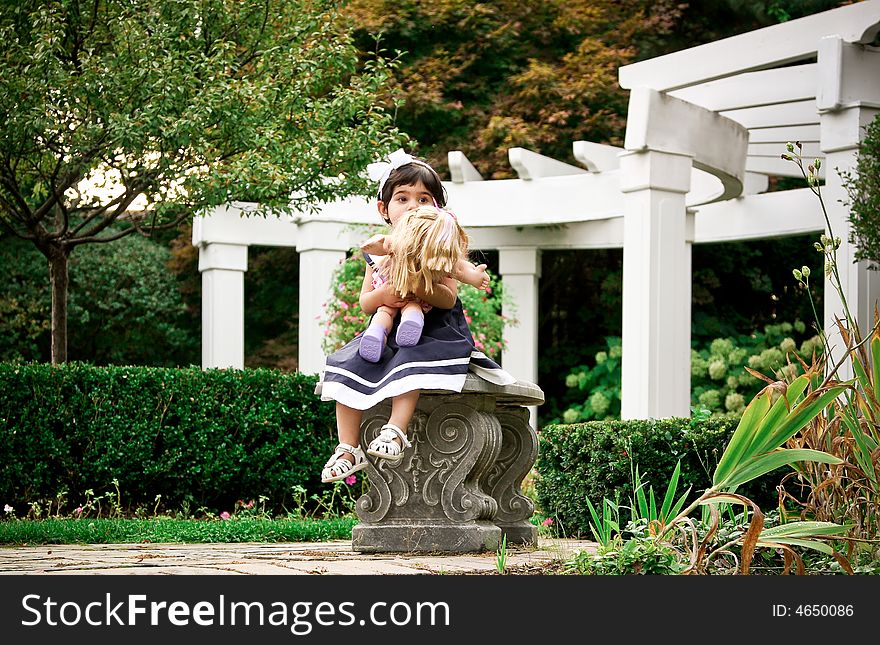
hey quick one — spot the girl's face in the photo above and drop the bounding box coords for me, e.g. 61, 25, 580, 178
378, 181, 436, 226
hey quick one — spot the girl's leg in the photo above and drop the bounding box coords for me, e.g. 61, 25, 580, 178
367, 390, 420, 460
395, 301, 424, 347
322, 403, 366, 482
359, 306, 396, 362
388, 390, 419, 432
337, 402, 363, 448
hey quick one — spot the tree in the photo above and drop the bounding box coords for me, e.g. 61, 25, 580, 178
0, 0, 405, 363
0, 232, 199, 366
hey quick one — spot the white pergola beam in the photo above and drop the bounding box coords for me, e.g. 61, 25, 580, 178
572, 141, 622, 172
744, 155, 825, 179
448, 150, 484, 183
721, 100, 819, 129
618, 0, 880, 91
747, 124, 820, 144
508, 147, 588, 180
692, 188, 823, 243
193, 203, 298, 247
626, 87, 748, 202
818, 37, 880, 111
748, 141, 822, 158
669, 64, 817, 111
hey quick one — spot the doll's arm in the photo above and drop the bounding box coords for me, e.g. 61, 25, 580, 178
360, 233, 392, 255
452, 260, 490, 291
412, 275, 457, 309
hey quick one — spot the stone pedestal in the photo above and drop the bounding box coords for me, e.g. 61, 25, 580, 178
349, 375, 543, 553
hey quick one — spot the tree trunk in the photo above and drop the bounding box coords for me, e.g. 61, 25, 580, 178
47, 246, 71, 364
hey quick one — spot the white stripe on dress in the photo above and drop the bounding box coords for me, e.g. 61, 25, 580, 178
320, 373, 469, 410
323, 356, 471, 388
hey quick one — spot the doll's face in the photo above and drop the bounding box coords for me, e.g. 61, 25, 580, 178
378, 181, 435, 226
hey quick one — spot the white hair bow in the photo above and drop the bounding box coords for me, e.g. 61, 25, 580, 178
366, 149, 433, 199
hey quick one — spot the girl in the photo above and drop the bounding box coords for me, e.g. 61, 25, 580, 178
356, 204, 491, 363
319, 150, 515, 483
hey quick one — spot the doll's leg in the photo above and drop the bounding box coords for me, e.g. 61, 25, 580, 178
367, 390, 419, 461
453, 259, 490, 290
359, 305, 396, 362
321, 403, 367, 483
395, 300, 425, 347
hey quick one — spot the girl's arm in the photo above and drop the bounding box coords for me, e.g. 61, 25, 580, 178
359, 263, 406, 314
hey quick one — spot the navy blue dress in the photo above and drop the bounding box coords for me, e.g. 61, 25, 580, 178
320, 297, 515, 411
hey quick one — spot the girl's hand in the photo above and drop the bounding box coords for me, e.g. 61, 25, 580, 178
378, 282, 407, 308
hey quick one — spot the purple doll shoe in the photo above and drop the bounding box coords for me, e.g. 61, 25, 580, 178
395, 309, 424, 347
358, 324, 387, 362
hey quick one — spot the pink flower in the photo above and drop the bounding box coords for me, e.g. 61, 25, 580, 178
542, 517, 554, 527
74, 506, 83, 515
344, 474, 357, 486
245, 500, 254, 509
465, 316, 473, 324
220, 511, 231, 520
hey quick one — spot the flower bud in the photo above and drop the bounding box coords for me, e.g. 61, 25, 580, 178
786, 142, 795, 152
814, 158, 821, 169
801, 265, 810, 278
792, 268, 803, 281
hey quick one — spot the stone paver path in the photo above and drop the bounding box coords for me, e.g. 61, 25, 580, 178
0, 538, 597, 575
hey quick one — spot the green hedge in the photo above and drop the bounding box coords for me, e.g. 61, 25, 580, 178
535, 417, 782, 538
0, 363, 337, 514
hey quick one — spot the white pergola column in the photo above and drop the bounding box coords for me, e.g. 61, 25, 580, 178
619, 150, 693, 419
297, 221, 352, 376
499, 247, 541, 427
198, 242, 248, 369
818, 36, 880, 376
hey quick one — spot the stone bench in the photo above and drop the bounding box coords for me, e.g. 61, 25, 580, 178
316, 374, 543, 553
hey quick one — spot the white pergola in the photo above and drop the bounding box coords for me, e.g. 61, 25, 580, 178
192, 0, 880, 421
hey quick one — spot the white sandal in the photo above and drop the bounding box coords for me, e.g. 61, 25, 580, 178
367, 423, 412, 462
321, 443, 367, 483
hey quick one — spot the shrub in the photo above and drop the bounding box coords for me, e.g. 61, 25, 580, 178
842, 112, 880, 268
555, 320, 821, 423
534, 417, 782, 538
0, 234, 198, 366
0, 363, 337, 515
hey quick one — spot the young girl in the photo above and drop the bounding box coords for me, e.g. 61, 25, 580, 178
356, 204, 491, 363
319, 150, 515, 482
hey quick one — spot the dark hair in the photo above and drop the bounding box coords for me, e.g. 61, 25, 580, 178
379, 162, 447, 208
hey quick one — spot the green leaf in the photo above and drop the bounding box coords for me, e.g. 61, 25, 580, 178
756, 538, 834, 556
660, 460, 682, 521
718, 448, 843, 490
844, 413, 877, 485
754, 385, 849, 455
872, 333, 880, 404
668, 487, 692, 521
760, 521, 848, 538
713, 387, 773, 486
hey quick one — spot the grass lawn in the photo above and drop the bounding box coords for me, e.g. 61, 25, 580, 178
0, 516, 357, 545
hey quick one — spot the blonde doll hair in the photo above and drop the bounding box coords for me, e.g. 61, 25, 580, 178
384, 205, 469, 298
